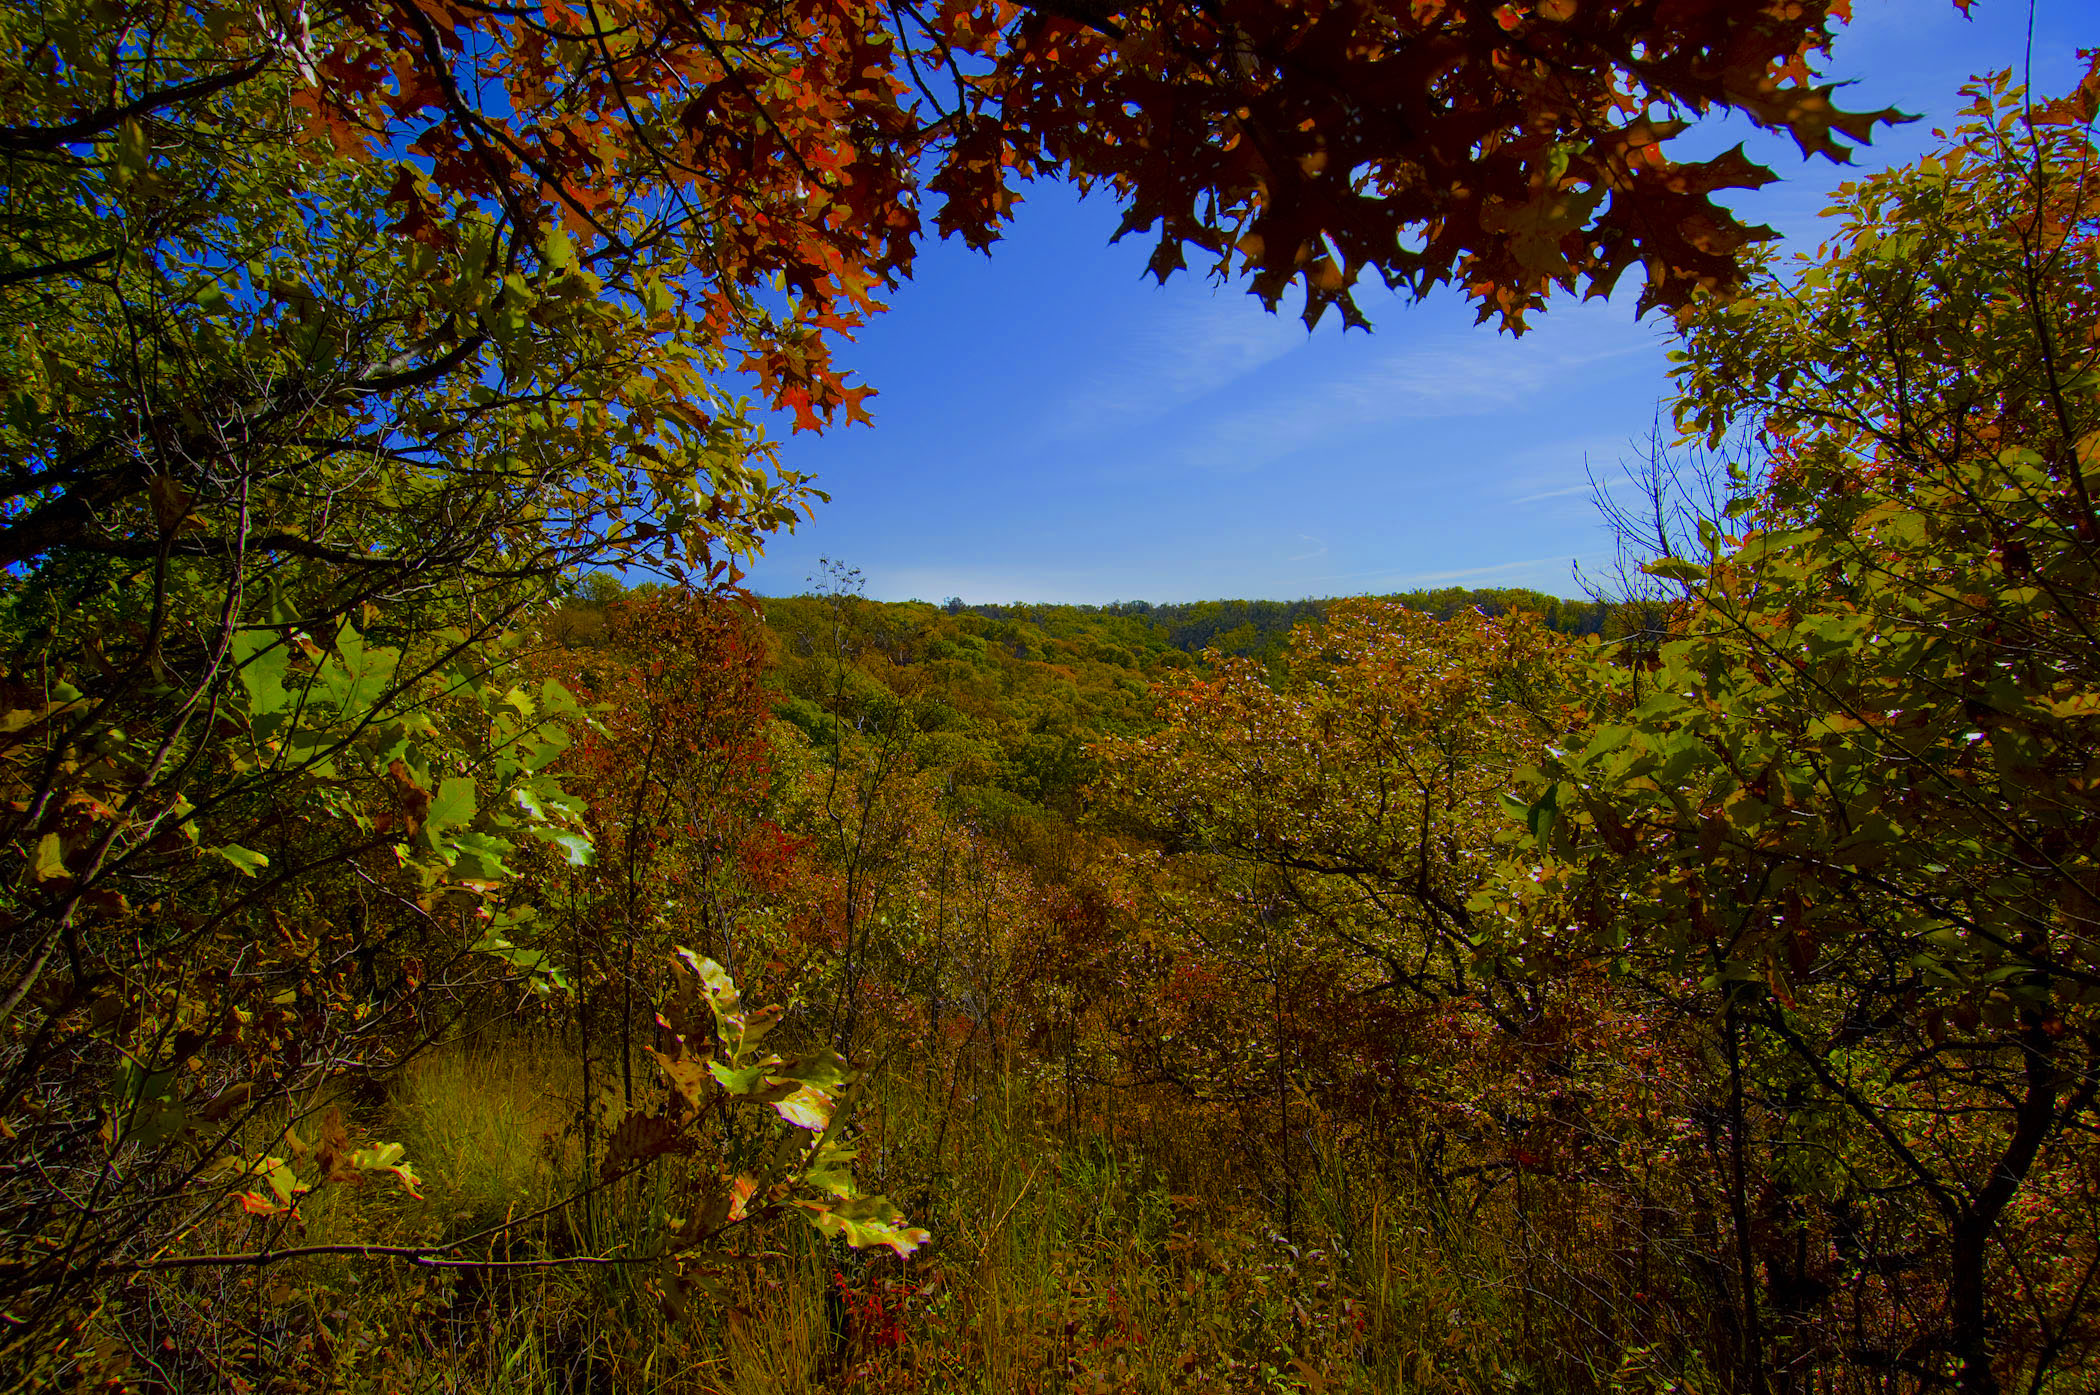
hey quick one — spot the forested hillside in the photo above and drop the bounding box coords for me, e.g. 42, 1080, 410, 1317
547, 580, 1608, 834
3, 0, 2097, 1388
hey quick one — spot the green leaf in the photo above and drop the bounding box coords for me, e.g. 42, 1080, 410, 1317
1642, 557, 1707, 584
545, 225, 576, 270
709, 1060, 774, 1095
346, 1142, 425, 1198
263, 1161, 304, 1205
231, 630, 291, 718
112, 1059, 186, 1147
526, 826, 593, 866
798, 1194, 930, 1257
801, 1142, 860, 1198
215, 844, 270, 877
317, 621, 400, 715
677, 951, 747, 1046
1525, 783, 1559, 842
426, 778, 477, 844
770, 1051, 852, 1092
473, 932, 570, 993
443, 829, 514, 881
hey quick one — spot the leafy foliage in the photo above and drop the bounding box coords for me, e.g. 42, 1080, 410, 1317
5, 0, 2090, 1384
951, 0, 1908, 329
1484, 60, 2100, 1393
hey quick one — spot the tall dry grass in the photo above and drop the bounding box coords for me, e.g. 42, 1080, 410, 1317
101, 1040, 1717, 1394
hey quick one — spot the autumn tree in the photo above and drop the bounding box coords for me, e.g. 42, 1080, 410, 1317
1489, 59, 2100, 1394
532, 588, 793, 1153
1094, 604, 1583, 1228
1100, 602, 1571, 1029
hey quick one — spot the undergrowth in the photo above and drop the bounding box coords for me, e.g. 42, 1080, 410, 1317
96, 1043, 1717, 1395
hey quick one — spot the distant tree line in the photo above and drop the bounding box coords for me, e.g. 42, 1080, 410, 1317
942, 587, 1612, 660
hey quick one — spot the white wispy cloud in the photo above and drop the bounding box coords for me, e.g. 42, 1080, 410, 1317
1401, 555, 1585, 585
1509, 482, 1598, 505
1495, 430, 1653, 505
1050, 294, 1306, 435
1286, 533, 1329, 563
1171, 316, 1654, 475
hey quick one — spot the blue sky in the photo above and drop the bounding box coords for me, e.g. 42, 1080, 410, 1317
739, 0, 2092, 605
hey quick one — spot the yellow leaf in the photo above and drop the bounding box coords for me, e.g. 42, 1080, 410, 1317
30, 833, 67, 883
770, 1086, 834, 1131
